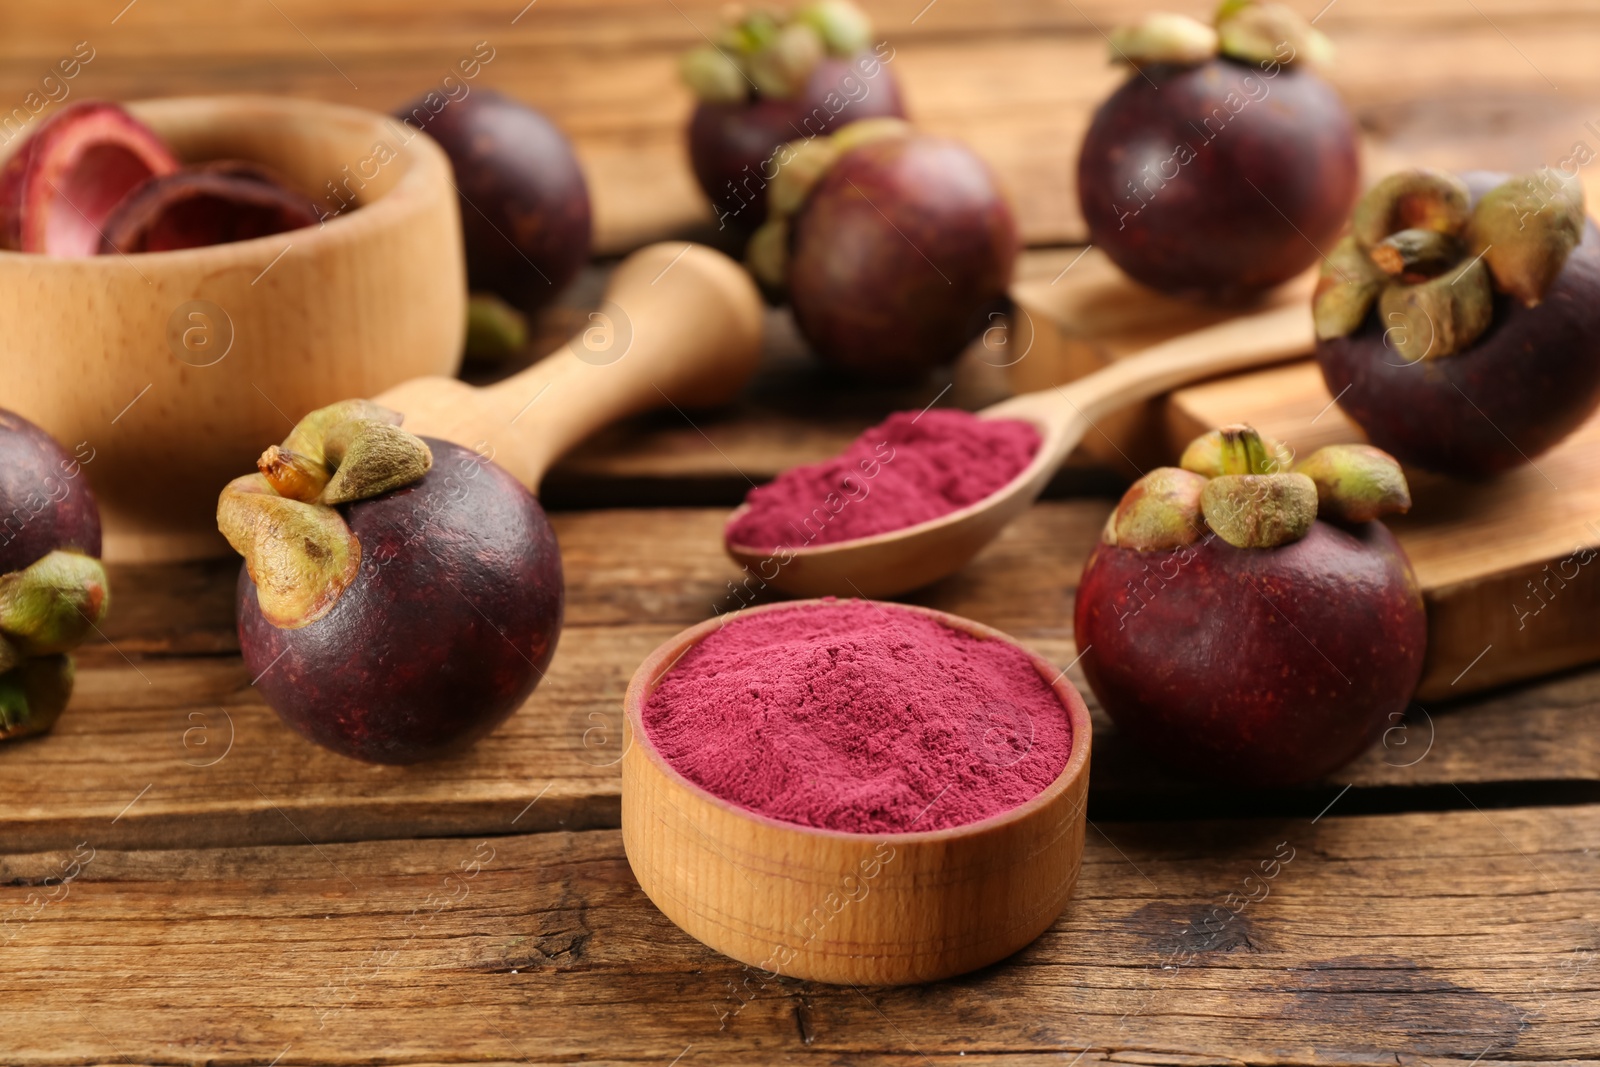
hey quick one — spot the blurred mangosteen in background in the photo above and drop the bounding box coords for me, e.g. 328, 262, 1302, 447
1077, 2, 1359, 301
397, 88, 592, 322
681, 0, 906, 235
0, 409, 109, 742
746, 119, 1018, 384
221, 400, 563, 765
1314, 168, 1600, 478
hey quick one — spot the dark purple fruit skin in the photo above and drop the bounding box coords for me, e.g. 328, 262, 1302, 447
0, 408, 101, 574
688, 51, 906, 234
1078, 58, 1359, 301
1316, 222, 1600, 479
238, 439, 563, 765
1074, 521, 1425, 787
788, 135, 1017, 383
401, 90, 592, 315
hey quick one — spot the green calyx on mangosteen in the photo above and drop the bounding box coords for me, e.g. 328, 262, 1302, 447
680, 1, 906, 234
1314, 166, 1600, 477
219, 399, 431, 629
1076, 424, 1424, 787
220, 400, 564, 765
681, 1, 875, 105
1314, 168, 1586, 358
744, 117, 1019, 383
0, 408, 109, 741
1109, 2, 1334, 72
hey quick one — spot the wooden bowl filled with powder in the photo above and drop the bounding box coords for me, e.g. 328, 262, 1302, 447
621, 597, 1091, 985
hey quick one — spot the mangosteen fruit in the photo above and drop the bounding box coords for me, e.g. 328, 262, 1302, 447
0, 100, 179, 256
1314, 167, 1600, 477
681, 0, 906, 234
398, 89, 592, 316
100, 160, 319, 253
220, 401, 563, 764
746, 119, 1018, 383
1077, 3, 1358, 300
0, 408, 110, 741
1074, 425, 1424, 786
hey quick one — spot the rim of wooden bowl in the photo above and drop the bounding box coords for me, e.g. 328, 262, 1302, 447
623, 596, 1093, 844
0, 93, 452, 268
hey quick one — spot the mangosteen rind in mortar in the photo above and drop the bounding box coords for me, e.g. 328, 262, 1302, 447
1314, 169, 1600, 477
0, 101, 180, 256
1074, 425, 1425, 786
223, 404, 564, 764
1077, 3, 1358, 301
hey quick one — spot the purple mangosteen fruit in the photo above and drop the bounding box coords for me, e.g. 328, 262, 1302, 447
397, 89, 592, 316
0, 409, 110, 741
1313, 167, 1600, 477
1074, 425, 1425, 786
220, 400, 563, 764
746, 119, 1019, 383
1077, 3, 1359, 300
681, 0, 906, 234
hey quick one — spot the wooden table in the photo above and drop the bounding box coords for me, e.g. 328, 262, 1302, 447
4, 2, 1600, 1063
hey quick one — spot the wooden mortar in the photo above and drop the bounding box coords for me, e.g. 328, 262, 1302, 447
0, 95, 465, 562
621, 599, 1093, 985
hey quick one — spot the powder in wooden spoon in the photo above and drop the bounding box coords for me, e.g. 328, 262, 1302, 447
641, 599, 1072, 834
725, 409, 1040, 551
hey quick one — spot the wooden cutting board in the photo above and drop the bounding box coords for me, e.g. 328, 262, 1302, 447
1009, 254, 1600, 702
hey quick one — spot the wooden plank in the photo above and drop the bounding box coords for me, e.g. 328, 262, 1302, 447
4, 2, 1600, 251
1165, 361, 1600, 702
5, 504, 1598, 853
2, 806, 1597, 1064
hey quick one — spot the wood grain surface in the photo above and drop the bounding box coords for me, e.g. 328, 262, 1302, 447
6, 504, 1599, 855
3, 806, 1596, 1064
4, 1, 1599, 1062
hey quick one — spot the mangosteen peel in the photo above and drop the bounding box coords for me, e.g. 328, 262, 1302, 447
747, 118, 1019, 382
1076, 424, 1425, 786
1315, 167, 1600, 476
100, 160, 319, 254
0, 100, 326, 257
681, 0, 906, 232
1079, 2, 1358, 300
0, 409, 109, 741
0, 101, 179, 256
221, 400, 563, 764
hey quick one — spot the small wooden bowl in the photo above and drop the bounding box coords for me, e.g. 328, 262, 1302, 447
621, 600, 1092, 985
0, 95, 465, 562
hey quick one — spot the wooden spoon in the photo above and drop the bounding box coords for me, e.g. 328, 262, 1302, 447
724, 302, 1315, 598
378, 242, 763, 490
